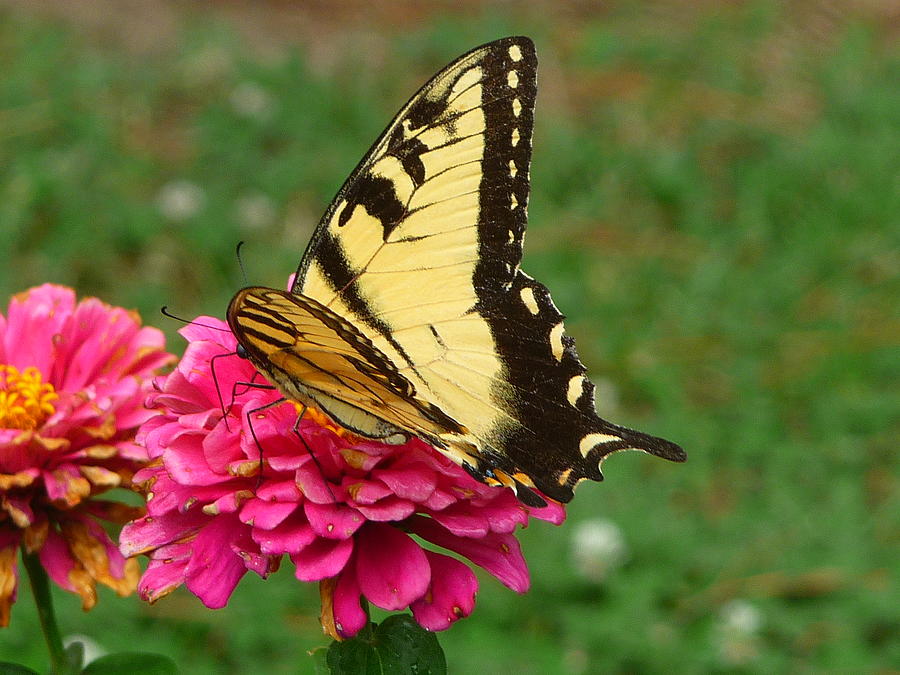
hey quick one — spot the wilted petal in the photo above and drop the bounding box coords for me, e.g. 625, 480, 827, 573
139, 542, 192, 603
0, 531, 19, 627
61, 516, 138, 596
39, 528, 96, 610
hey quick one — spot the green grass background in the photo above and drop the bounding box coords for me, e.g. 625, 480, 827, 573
1, 1, 897, 672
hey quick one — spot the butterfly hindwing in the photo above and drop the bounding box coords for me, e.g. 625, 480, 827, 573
229, 36, 685, 505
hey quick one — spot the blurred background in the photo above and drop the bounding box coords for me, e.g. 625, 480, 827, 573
1, 1, 897, 672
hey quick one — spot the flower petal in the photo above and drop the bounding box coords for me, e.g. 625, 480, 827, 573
241, 498, 298, 529
120, 510, 208, 557
0, 533, 19, 627
410, 552, 478, 631
371, 463, 437, 502
528, 498, 566, 525
5, 284, 74, 377
291, 537, 354, 582
184, 515, 250, 608
353, 496, 416, 522
252, 517, 316, 555
304, 501, 365, 539
355, 523, 429, 611
333, 558, 367, 638
39, 528, 96, 609
138, 542, 192, 603
408, 515, 530, 592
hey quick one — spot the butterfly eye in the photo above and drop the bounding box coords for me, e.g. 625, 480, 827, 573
236, 343, 249, 359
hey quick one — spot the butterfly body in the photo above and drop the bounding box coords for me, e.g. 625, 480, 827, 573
227, 37, 685, 506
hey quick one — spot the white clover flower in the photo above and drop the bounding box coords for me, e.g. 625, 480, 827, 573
235, 191, 277, 231
230, 81, 273, 120
716, 599, 763, 666
157, 180, 204, 222
570, 518, 628, 583
720, 599, 763, 634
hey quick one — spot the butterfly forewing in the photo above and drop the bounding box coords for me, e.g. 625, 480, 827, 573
230, 36, 685, 504
227, 287, 472, 452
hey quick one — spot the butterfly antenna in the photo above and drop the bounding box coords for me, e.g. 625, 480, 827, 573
235, 241, 249, 286
160, 306, 232, 332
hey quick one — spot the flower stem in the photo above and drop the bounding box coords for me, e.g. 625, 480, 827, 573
23, 550, 67, 674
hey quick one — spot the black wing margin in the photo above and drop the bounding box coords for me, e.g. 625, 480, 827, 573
468, 39, 685, 503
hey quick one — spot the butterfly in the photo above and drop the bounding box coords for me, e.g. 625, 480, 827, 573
227, 36, 685, 507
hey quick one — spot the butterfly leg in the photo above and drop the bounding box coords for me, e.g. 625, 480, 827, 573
211, 351, 277, 431
288, 406, 337, 504
243, 397, 288, 486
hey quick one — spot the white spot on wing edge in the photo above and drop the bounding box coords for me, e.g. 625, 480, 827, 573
508, 71, 519, 88
549, 322, 565, 361
508, 45, 523, 62
520, 286, 539, 315
509, 159, 517, 177
511, 128, 520, 147
512, 98, 522, 117
511, 193, 519, 210
579, 432, 622, 458
566, 375, 585, 407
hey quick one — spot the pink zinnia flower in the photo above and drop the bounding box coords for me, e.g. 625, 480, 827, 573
0, 284, 173, 626
121, 318, 564, 638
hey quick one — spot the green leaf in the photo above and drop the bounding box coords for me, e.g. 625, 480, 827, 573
326, 615, 446, 675
80, 653, 178, 675
310, 646, 330, 675
0, 663, 41, 675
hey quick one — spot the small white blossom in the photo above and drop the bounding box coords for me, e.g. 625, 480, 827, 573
230, 81, 273, 121
235, 191, 277, 231
720, 599, 763, 634
157, 180, 204, 222
571, 518, 628, 583
716, 599, 764, 666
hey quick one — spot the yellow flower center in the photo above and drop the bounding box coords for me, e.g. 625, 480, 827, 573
0, 365, 58, 430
